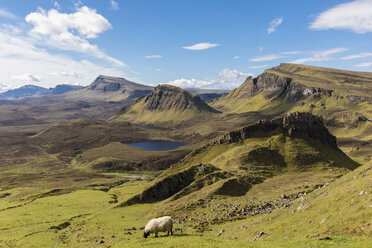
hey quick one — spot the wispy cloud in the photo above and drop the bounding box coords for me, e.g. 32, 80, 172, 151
11, 73, 41, 83
342, 52, 372, 60
182, 42, 219, 50
248, 65, 269, 69
144, 55, 162, 59
0, 83, 16, 93
0, 30, 125, 88
310, 0, 372, 33
1, 24, 22, 34
50, 71, 81, 78
233, 56, 240, 60
291, 48, 348, 64
258, 46, 264, 53
110, 0, 119, 10
267, 17, 283, 34
250, 54, 285, 62
53, 1, 61, 10
0, 8, 17, 19
355, 62, 372, 67
281, 51, 301, 55
167, 69, 252, 89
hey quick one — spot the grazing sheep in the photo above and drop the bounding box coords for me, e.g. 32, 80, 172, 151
143, 216, 173, 238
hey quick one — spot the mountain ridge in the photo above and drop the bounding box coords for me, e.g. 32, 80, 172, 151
114, 84, 221, 124
0, 84, 84, 100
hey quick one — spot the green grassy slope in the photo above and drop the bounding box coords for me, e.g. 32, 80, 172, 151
0, 162, 369, 248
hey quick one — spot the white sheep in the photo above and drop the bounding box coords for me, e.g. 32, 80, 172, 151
143, 216, 173, 238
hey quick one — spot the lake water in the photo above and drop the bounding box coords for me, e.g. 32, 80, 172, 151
127, 141, 186, 151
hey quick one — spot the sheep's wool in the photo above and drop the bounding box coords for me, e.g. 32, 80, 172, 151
145, 216, 173, 234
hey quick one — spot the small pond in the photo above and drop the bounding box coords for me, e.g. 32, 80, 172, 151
127, 141, 186, 151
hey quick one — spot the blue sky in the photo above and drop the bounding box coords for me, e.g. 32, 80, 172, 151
1, 0, 372, 91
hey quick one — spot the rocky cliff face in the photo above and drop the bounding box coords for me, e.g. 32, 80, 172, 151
219, 112, 337, 149
251, 72, 333, 102
222, 63, 372, 103
142, 84, 220, 113
121, 163, 220, 205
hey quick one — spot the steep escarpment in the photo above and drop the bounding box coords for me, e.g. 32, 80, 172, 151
214, 63, 372, 108
113, 84, 220, 124
250, 72, 333, 102
219, 112, 337, 149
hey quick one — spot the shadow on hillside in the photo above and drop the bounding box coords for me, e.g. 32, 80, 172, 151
155, 233, 193, 238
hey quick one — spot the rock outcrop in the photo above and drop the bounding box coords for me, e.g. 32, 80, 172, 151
251, 72, 333, 102
121, 163, 220, 206
219, 112, 337, 149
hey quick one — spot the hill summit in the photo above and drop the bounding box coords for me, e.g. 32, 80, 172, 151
114, 84, 220, 124
67, 75, 153, 101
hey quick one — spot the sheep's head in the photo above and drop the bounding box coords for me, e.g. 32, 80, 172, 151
143, 231, 149, 238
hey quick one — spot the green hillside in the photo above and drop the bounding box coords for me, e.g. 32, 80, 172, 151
212, 63, 372, 164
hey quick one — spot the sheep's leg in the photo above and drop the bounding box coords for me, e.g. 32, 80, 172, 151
167, 231, 170, 236
155, 233, 158, 238
171, 230, 173, 236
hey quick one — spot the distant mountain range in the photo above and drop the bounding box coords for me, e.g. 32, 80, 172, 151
0, 84, 84, 100
0, 75, 230, 102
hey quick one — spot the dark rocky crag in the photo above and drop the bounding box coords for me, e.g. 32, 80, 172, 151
219, 112, 337, 149
120, 163, 222, 206
221, 63, 372, 103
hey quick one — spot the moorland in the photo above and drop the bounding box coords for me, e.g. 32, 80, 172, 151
0, 63, 371, 247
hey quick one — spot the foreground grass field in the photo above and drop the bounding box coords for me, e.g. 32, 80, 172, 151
0, 162, 370, 247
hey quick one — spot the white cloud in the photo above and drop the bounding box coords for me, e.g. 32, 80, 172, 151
144, 55, 162, 59
0, 30, 125, 89
267, 17, 283, 34
250, 54, 285, 62
110, 0, 119, 10
26, 6, 111, 39
355, 62, 372, 67
50, 71, 81, 78
0, 8, 17, 19
167, 69, 252, 89
248, 65, 269, 69
291, 48, 348, 64
11, 73, 41, 83
310, 0, 372, 33
342, 52, 372, 60
182, 42, 219, 50
0, 83, 16, 93
25, 6, 124, 67
233, 56, 240, 60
